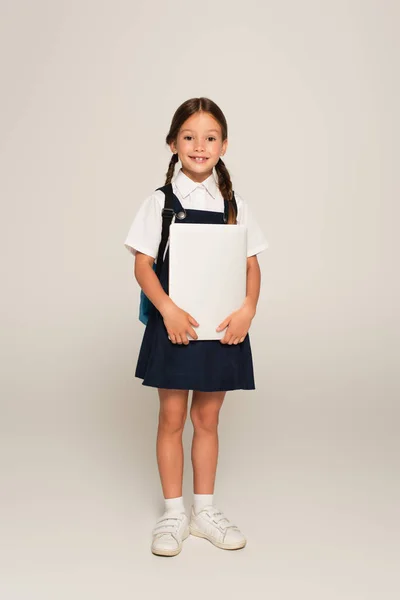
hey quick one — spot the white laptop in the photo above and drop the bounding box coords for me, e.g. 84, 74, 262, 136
168, 223, 247, 341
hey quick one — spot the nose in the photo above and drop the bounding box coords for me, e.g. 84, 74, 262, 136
194, 139, 205, 152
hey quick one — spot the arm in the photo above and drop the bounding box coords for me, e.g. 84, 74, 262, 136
242, 255, 261, 318
134, 252, 173, 316
135, 252, 199, 344
216, 255, 262, 344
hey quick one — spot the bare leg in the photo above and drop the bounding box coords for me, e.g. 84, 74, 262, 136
156, 388, 189, 499
190, 391, 226, 494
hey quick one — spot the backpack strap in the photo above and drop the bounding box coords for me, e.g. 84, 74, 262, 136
155, 183, 175, 277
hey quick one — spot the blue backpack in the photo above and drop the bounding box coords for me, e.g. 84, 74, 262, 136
139, 183, 175, 325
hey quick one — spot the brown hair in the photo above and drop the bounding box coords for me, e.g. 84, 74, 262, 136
164, 97, 237, 224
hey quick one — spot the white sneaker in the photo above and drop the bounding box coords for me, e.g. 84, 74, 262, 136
151, 511, 190, 557
189, 505, 247, 550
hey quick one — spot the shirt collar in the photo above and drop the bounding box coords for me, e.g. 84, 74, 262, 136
173, 167, 218, 199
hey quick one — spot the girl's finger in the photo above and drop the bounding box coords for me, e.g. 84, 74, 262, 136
188, 327, 198, 340
176, 334, 183, 345
225, 333, 234, 345
220, 329, 231, 344
188, 314, 199, 327
233, 337, 241, 345
239, 336, 245, 343
216, 317, 230, 332
169, 333, 176, 344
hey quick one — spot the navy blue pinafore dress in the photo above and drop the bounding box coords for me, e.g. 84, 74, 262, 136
135, 190, 256, 392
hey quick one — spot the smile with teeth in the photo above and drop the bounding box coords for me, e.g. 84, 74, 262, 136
190, 156, 208, 162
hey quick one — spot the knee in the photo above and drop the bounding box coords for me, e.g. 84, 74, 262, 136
190, 406, 220, 433
158, 406, 187, 434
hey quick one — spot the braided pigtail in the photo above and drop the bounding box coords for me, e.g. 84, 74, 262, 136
215, 158, 237, 224
165, 152, 179, 185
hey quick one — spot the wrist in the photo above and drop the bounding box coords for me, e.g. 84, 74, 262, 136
242, 297, 257, 318
159, 296, 175, 318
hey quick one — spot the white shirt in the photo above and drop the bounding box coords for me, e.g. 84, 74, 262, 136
124, 167, 268, 258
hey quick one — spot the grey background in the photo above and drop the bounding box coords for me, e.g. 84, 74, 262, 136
1, 1, 398, 598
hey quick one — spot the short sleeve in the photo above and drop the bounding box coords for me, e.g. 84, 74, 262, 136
235, 192, 269, 257
124, 192, 163, 258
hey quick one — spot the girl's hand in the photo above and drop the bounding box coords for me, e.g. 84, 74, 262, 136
162, 303, 199, 345
216, 305, 254, 345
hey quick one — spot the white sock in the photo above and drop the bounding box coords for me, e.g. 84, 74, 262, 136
193, 493, 214, 514
164, 496, 185, 514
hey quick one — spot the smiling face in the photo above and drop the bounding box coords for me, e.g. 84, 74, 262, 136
170, 111, 228, 183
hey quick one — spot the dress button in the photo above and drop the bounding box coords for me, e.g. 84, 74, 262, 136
176, 210, 186, 220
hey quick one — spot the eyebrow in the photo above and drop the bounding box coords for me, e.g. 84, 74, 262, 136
181, 129, 220, 134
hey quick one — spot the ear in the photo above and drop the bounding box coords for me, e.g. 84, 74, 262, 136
169, 142, 177, 154
221, 138, 228, 155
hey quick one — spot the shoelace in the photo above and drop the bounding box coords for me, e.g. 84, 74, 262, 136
202, 506, 237, 531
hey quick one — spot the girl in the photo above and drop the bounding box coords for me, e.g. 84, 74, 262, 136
124, 97, 268, 557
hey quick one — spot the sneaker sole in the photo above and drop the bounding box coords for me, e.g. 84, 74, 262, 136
189, 524, 246, 550
151, 528, 190, 557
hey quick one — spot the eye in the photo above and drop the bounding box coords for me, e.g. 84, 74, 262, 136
183, 135, 217, 141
